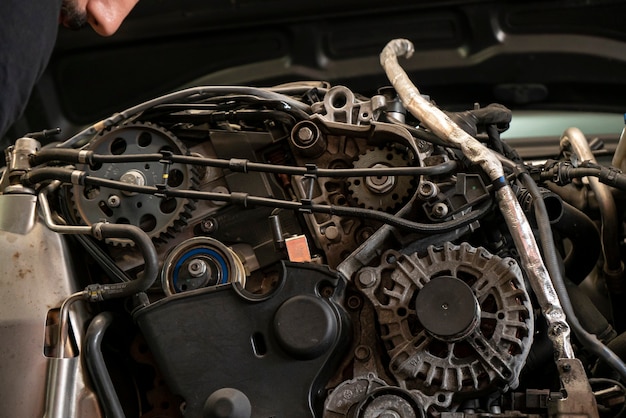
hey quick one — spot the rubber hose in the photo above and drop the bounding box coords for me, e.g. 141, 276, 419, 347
520, 171, 626, 382
84, 312, 125, 418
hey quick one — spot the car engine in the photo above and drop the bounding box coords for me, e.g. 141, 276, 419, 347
2, 38, 626, 418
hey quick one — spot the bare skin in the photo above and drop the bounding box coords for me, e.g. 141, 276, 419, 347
59, 0, 140, 36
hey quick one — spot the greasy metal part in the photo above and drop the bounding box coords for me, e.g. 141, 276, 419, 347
380, 38, 574, 360
291, 116, 425, 269
290, 120, 326, 158
560, 127, 624, 285
357, 242, 533, 408
317, 85, 386, 125
8, 137, 40, 175
324, 374, 388, 417
353, 387, 424, 418
548, 359, 599, 418
0, 193, 37, 234
0, 138, 40, 191
0, 191, 100, 417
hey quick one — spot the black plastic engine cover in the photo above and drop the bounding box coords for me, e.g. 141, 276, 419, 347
135, 262, 351, 417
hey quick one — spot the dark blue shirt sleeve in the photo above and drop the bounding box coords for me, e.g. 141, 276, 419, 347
0, 0, 62, 138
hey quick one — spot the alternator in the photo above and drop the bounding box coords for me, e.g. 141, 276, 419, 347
356, 242, 533, 405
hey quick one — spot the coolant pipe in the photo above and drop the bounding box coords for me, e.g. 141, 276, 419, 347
560, 127, 625, 330
556, 202, 602, 285
84, 313, 125, 418
517, 186, 601, 284
38, 185, 158, 302
561, 127, 622, 275
380, 38, 574, 360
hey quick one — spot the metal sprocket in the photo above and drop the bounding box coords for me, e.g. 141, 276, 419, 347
347, 147, 415, 212
72, 122, 196, 244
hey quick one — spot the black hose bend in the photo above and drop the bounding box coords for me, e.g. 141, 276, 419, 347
86, 223, 159, 301
554, 202, 602, 285
84, 312, 125, 418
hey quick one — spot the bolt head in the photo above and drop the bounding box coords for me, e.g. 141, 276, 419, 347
297, 126, 315, 144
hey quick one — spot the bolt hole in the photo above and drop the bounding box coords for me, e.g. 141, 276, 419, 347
385, 254, 397, 264
140, 214, 157, 232
331, 93, 347, 108
168, 169, 185, 187
110, 137, 127, 155
160, 197, 177, 214
138, 132, 152, 147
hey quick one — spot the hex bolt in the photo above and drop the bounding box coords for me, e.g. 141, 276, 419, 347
365, 163, 395, 194
297, 126, 315, 144
188, 259, 208, 278
358, 269, 377, 288
119, 169, 146, 196
107, 195, 121, 208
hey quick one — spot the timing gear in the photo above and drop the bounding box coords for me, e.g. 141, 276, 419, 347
347, 147, 415, 211
72, 122, 196, 244
356, 242, 533, 406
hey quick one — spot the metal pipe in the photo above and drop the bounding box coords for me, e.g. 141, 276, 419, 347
560, 127, 623, 276
57, 292, 87, 359
380, 38, 574, 359
560, 127, 625, 331
38, 185, 159, 302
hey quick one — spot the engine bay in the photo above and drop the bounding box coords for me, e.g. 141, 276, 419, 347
2, 37, 626, 417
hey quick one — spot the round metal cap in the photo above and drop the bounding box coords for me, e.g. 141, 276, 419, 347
414, 276, 479, 341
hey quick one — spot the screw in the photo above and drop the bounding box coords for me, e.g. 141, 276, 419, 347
200, 218, 217, 234
418, 181, 438, 199
107, 195, 121, 208
561, 363, 572, 373
431, 202, 449, 218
